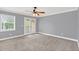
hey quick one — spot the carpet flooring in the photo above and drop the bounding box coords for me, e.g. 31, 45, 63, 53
0, 34, 78, 51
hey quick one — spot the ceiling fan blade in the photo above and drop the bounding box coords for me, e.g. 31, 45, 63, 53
37, 12, 45, 13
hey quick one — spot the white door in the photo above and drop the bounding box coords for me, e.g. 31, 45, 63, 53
24, 17, 36, 34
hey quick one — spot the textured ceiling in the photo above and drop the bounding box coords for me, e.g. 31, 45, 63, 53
0, 7, 78, 17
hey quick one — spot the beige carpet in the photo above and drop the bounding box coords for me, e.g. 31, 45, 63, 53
0, 34, 78, 51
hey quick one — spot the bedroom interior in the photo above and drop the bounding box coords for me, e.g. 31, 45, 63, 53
0, 7, 79, 51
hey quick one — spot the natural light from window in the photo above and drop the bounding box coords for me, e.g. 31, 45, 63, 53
0, 14, 15, 32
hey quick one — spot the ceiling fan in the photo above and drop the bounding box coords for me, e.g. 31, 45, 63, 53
32, 7, 45, 16
26, 7, 45, 16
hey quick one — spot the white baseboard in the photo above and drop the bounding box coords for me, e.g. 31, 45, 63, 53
38, 32, 79, 48
0, 32, 79, 48
0, 34, 24, 41
0, 32, 37, 41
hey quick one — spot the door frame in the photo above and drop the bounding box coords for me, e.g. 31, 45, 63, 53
24, 17, 36, 35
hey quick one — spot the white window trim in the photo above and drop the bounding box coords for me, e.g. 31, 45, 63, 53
0, 14, 16, 32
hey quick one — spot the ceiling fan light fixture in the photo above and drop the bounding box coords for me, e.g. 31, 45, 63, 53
33, 13, 45, 16
33, 13, 38, 16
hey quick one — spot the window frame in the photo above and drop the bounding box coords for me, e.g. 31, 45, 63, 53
0, 14, 16, 32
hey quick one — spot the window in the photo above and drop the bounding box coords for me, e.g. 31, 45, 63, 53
0, 14, 15, 32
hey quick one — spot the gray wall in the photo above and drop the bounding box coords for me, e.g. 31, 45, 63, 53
0, 10, 37, 39
37, 11, 78, 39
0, 10, 78, 40
78, 8, 79, 39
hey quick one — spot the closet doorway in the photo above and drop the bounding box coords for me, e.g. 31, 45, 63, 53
24, 17, 36, 34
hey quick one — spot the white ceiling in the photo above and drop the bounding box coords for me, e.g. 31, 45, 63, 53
0, 7, 78, 17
